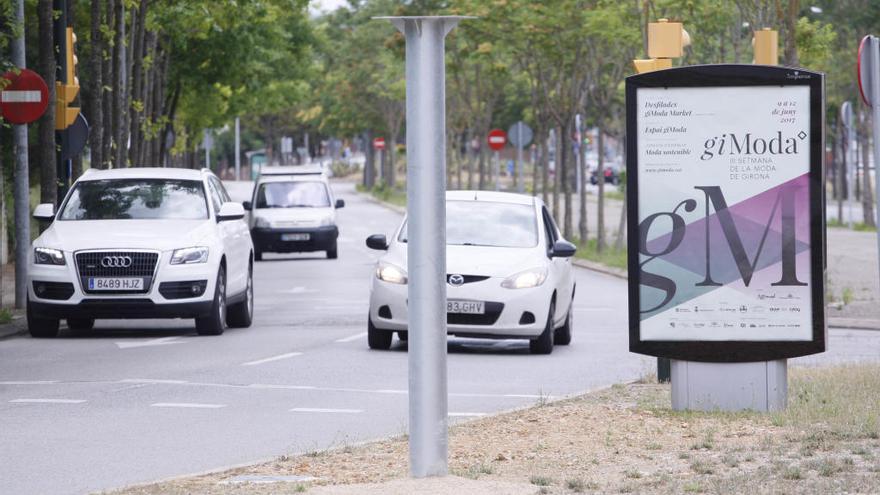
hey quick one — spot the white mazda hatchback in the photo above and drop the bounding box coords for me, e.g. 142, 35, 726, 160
27, 167, 254, 338
365, 191, 577, 354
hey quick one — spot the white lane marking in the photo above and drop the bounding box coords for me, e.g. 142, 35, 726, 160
449, 412, 487, 417
115, 336, 186, 349
372, 389, 407, 395
10, 398, 86, 404
335, 332, 368, 343
241, 352, 303, 366
119, 378, 188, 384
0, 380, 59, 385
290, 407, 362, 414
248, 384, 316, 390
151, 402, 226, 409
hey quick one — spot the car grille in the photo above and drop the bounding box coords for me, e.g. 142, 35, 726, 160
446, 274, 490, 285
75, 251, 159, 294
447, 302, 504, 326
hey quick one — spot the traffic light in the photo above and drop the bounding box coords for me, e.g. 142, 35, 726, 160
753, 28, 779, 66
633, 19, 691, 74
55, 27, 80, 130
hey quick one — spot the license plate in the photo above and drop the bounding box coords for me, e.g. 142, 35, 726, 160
281, 233, 310, 241
88, 277, 144, 291
447, 300, 485, 314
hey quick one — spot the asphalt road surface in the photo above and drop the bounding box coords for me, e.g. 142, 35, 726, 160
1, 181, 877, 495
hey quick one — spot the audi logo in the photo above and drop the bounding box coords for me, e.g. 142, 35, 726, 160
448, 274, 464, 287
101, 256, 133, 268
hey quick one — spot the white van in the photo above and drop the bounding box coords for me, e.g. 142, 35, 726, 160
243, 166, 344, 260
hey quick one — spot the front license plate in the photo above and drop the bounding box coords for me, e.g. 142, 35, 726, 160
447, 300, 485, 314
88, 277, 144, 291
282, 233, 310, 241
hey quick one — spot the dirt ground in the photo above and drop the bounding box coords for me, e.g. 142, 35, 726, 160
110, 364, 880, 495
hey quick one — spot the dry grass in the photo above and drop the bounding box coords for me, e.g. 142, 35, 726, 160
110, 364, 880, 495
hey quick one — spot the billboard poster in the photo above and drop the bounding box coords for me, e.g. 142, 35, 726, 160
626, 65, 826, 362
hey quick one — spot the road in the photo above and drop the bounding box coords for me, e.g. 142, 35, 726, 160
1, 181, 878, 494
0, 181, 652, 495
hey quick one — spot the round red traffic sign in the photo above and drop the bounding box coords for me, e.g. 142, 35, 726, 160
487, 129, 507, 151
373, 137, 386, 150
0, 68, 49, 124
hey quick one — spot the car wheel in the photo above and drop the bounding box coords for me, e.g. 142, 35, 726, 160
227, 263, 253, 328
196, 265, 227, 336
368, 316, 392, 350
554, 304, 572, 346
27, 298, 59, 338
67, 318, 95, 331
530, 300, 555, 355
326, 243, 338, 259
398, 331, 408, 341
254, 249, 263, 262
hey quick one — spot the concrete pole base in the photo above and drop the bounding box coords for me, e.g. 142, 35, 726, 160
670, 359, 787, 412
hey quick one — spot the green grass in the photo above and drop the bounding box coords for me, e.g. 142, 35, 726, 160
0, 308, 12, 325
356, 183, 407, 208
572, 237, 627, 271
827, 217, 877, 232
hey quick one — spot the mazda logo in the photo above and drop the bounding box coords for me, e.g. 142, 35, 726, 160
448, 274, 464, 287
101, 256, 132, 268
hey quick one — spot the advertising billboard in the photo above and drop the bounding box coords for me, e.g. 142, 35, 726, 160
626, 65, 826, 362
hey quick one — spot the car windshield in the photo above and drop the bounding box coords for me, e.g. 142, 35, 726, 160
59, 179, 209, 220
398, 200, 538, 248
256, 181, 330, 208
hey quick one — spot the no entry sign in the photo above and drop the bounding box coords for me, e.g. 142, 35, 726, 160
373, 137, 386, 150
487, 129, 507, 151
0, 69, 49, 125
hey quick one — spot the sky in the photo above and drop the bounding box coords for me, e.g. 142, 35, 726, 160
309, 0, 349, 16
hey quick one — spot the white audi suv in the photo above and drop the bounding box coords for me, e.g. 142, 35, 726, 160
27, 167, 254, 338
365, 191, 577, 354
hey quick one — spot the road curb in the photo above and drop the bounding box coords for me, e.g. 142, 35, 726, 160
571, 258, 627, 279
827, 317, 880, 331
356, 189, 406, 214
0, 312, 29, 340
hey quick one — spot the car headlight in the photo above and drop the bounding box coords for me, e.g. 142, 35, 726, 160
376, 261, 407, 284
319, 216, 334, 227
254, 216, 271, 228
170, 247, 209, 265
34, 247, 65, 265
501, 266, 548, 289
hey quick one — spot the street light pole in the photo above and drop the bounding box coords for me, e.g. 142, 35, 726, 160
11, 0, 30, 308
377, 15, 469, 478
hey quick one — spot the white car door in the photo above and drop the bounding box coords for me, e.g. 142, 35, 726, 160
208, 178, 246, 294
542, 207, 574, 323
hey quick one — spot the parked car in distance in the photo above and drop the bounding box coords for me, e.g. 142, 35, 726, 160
365, 191, 577, 354
589, 163, 621, 185
28, 167, 254, 338
244, 166, 344, 260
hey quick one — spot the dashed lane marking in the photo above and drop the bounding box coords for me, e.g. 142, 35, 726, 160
115, 336, 187, 349
151, 402, 226, 409
289, 407, 362, 414
9, 398, 86, 404
334, 332, 368, 343
119, 378, 188, 384
0, 380, 59, 385
241, 352, 303, 366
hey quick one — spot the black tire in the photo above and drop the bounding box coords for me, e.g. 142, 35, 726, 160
326, 243, 338, 259
368, 316, 392, 350
196, 265, 227, 336
554, 304, 572, 346
28, 298, 60, 338
254, 249, 263, 262
67, 318, 95, 331
398, 331, 408, 341
227, 263, 253, 328
530, 300, 555, 354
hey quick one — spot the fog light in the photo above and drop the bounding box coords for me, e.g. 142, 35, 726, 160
191, 284, 203, 295
35, 284, 46, 295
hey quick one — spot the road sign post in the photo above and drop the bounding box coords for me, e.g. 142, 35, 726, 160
235, 117, 241, 179
508, 121, 533, 193
487, 129, 507, 191
377, 15, 468, 478
10, 0, 32, 309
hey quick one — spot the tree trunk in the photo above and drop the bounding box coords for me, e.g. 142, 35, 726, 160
578, 130, 587, 245
478, 145, 487, 190
614, 190, 626, 251
552, 126, 561, 221
101, 0, 113, 168
128, 0, 147, 167
388, 131, 397, 188
87, 0, 103, 170
37, 0, 56, 205
561, 119, 572, 240
112, 0, 127, 168
861, 111, 876, 227
466, 130, 474, 190
781, 0, 799, 67
597, 128, 606, 252
364, 130, 375, 188
541, 128, 549, 205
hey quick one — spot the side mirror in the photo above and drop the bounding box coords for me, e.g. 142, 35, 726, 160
335, 199, 345, 209
33, 203, 55, 221
242, 201, 252, 211
551, 239, 577, 258
366, 234, 388, 251
217, 202, 246, 222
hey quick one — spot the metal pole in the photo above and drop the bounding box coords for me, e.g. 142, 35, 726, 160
516, 124, 524, 193
234, 117, 241, 180
12, 0, 30, 309
870, 37, 880, 289
380, 15, 467, 478
494, 150, 500, 191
